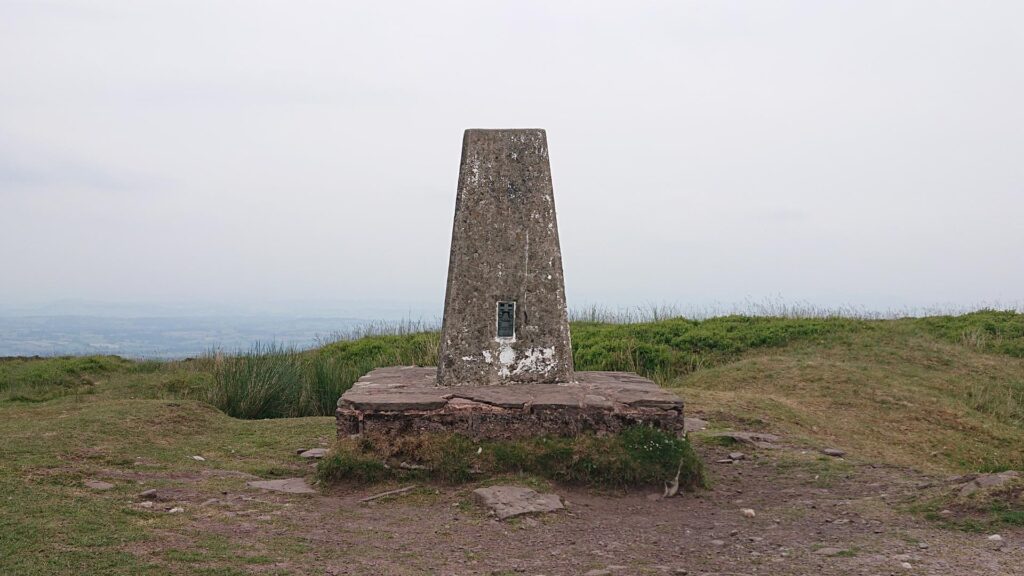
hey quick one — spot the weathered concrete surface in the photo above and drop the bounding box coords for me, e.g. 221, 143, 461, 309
337, 367, 684, 440
472, 485, 564, 520
437, 129, 573, 386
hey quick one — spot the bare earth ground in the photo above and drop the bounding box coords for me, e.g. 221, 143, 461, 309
122, 438, 1023, 576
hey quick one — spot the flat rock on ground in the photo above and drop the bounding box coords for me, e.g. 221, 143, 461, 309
706, 430, 781, 448
84, 480, 115, 491
247, 478, 316, 495
683, 417, 709, 433
472, 485, 564, 520
959, 470, 1021, 497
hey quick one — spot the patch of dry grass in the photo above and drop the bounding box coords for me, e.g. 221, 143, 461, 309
676, 327, 1024, 473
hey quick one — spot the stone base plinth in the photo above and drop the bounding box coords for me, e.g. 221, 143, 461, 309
336, 366, 684, 440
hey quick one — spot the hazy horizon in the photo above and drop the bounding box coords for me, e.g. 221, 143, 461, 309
3, 1, 1022, 316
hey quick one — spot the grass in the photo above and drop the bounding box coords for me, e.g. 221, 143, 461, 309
679, 313, 1024, 473
0, 388, 328, 575
317, 426, 706, 490
1, 309, 1023, 572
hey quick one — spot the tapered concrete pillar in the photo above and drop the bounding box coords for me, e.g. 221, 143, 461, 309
437, 129, 574, 386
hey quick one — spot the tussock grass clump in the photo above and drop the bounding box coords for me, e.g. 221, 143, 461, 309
207, 332, 441, 419
208, 344, 304, 419
316, 427, 707, 490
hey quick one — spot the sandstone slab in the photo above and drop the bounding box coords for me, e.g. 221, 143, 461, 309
247, 478, 316, 494
683, 417, 708, 432
707, 431, 780, 448
472, 485, 563, 520
338, 367, 684, 440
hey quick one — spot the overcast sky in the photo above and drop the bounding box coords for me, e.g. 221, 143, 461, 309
1, 0, 1021, 317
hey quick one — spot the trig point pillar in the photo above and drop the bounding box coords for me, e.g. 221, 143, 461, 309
337, 128, 684, 440
437, 129, 574, 386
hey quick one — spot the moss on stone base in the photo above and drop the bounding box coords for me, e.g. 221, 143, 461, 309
317, 426, 706, 490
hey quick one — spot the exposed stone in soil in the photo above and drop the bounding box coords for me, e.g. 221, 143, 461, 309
247, 478, 315, 495
472, 485, 564, 520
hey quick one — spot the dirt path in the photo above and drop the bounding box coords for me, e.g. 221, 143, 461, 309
152, 440, 1023, 575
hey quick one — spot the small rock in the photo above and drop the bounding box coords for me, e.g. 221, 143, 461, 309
716, 459, 734, 464
84, 480, 115, 491
814, 547, 847, 557
918, 542, 929, 549
247, 478, 316, 494
138, 489, 158, 499
988, 534, 1004, 542
729, 452, 746, 461
822, 448, 846, 458
741, 508, 756, 518
191, 455, 206, 461
710, 539, 726, 547
900, 561, 913, 569
200, 498, 220, 506
138, 501, 154, 509
168, 507, 184, 514
472, 485, 563, 520
729, 529, 739, 537
939, 509, 953, 517
299, 448, 328, 459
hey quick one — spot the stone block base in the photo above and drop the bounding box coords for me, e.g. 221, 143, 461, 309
336, 367, 684, 440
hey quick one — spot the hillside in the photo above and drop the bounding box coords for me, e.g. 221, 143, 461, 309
1, 310, 1022, 574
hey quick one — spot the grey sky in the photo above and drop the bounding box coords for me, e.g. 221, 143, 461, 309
2, 0, 1022, 316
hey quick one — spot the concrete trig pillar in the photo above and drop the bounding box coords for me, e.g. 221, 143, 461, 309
437, 129, 574, 386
